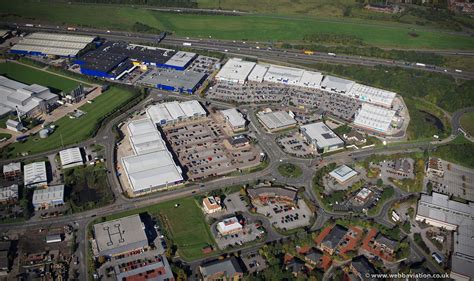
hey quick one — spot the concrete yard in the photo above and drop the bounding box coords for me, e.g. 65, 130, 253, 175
425, 159, 474, 201
254, 199, 312, 231
212, 220, 264, 250
276, 131, 316, 158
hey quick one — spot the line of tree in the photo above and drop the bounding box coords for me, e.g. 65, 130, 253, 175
47, 0, 198, 7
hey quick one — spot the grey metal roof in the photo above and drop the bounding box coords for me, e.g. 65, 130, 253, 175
351, 255, 377, 276
374, 233, 398, 250
138, 68, 206, 92
321, 75, 355, 93
417, 193, 474, 279
93, 214, 148, 256
257, 111, 296, 130
321, 224, 348, 249
200, 257, 243, 278
0, 76, 57, 116
300, 122, 344, 149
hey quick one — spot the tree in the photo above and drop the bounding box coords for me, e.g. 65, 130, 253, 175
376, 178, 384, 187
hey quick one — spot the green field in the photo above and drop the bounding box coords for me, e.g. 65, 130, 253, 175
98, 197, 216, 261
2, 87, 135, 157
0, 133, 11, 140
1, 1, 474, 49
460, 112, 474, 136
277, 163, 303, 178
433, 136, 474, 169
0, 62, 80, 94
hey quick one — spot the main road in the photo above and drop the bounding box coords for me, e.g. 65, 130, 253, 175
4, 22, 473, 80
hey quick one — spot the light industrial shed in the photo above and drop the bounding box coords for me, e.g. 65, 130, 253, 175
163, 51, 197, 70
300, 122, 344, 153
353, 103, 396, 134
24, 161, 47, 188
138, 68, 206, 94
93, 214, 148, 257
122, 151, 183, 194
216, 58, 256, 84
32, 184, 64, 210
128, 119, 167, 155
59, 147, 84, 169
10, 32, 95, 57
147, 100, 207, 126
220, 108, 246, 132
257, 110, 297, 132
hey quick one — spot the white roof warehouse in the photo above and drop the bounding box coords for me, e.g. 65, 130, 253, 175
59, 147, 84, 169
10, 32, 95, 57
353, 103, 396, 134
147, 100, 206, 126
300, 122, 344, 153
215, 58, 256, 84
24, 161, 47, 188
0, 76, 58, 117
122, 116, 184, 194
32, 184, 64, 210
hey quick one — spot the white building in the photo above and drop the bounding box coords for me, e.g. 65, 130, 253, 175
297, 71, 324, 89
263, 65, 305, 86
215, 58, 256, 84
32, 184, 64, 210
415, 193, 474, 281
353, 103, 396, 134
3, 162, 21, 179
179, 100, 207, 119
257, 110, 297, 132
247, 64, 268, 83
164, 51, 197, 70
329, 165, 358, 184
0, 184, 19, 204
320, 75, 355, 94
220, 108, 246, 132
300, 122, 344, 153
347, 83, 396, 108
59, 147, 84, 169
122, 151, 183, 194
5, 119, 23, 132
23, 161, 47, 188
147, 100, 206, 126
203, 196, 222, 214
0, 76, 58, 117
217, 217, 243, 235
128, 119, 167, 155
10, 32, 95, 57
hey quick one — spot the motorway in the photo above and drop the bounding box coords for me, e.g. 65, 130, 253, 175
4, 22, 474, 80
1, 24, 472, 279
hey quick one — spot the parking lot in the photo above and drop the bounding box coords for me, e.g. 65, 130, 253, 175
207, 81, 361, 122
207, 192, 249, 219
425, 159, 474, 201
162, 118, 261, 181
212, 220, 264, 250
276, 131, 316, 158
241, 252, 268, 274
254, 199, 312, 231
187, 55, 220, 75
